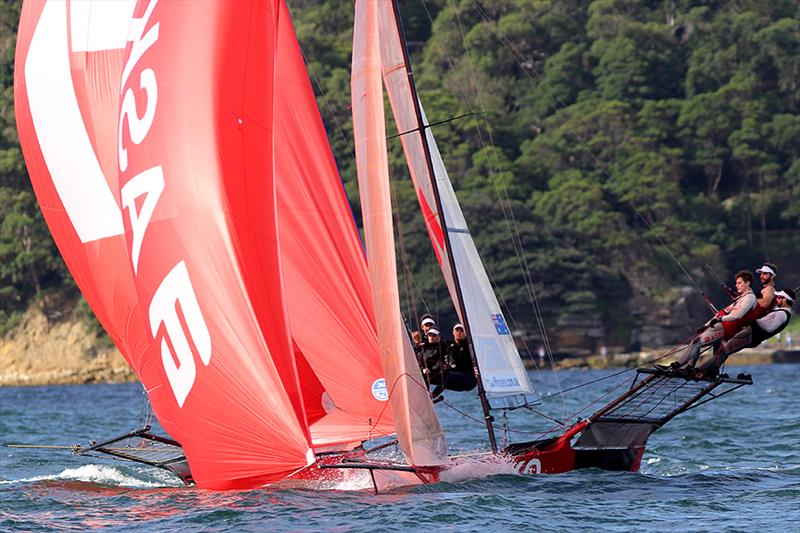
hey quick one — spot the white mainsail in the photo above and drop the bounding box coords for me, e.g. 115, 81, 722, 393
351, 0, 447, 466
376, 5, 534, 400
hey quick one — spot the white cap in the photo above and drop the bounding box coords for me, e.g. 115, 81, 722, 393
427, 328, 440, 336
421, 318, 436, 326
775, 290, 794, 304
756, 265, 776, 276
453, 323, 465, 331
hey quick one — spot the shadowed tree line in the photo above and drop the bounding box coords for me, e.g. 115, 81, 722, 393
1, 1, 798, 349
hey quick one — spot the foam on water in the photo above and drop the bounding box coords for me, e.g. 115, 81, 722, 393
0, 464, 176, 488
440, 453, 520, 483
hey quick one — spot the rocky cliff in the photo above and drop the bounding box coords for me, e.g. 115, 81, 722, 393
0, 306, 134, 387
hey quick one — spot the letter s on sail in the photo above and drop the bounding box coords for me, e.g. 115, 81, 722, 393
149, 261, 212, 407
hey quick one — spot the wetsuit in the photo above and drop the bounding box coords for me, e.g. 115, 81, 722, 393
438, 340, 477, 395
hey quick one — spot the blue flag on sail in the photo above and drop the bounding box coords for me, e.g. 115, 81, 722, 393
492, 314, 510, 335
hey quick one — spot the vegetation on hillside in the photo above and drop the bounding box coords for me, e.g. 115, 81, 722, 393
292, 0, 800, 346
1, 1, 798, 348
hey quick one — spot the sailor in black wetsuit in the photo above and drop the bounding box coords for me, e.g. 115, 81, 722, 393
696, 288, 794, 376
426, 324, 479, 400
417, 327, 448, 393
444, 323, 477, 392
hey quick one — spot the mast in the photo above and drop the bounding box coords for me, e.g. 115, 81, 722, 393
388, 0, 498, 453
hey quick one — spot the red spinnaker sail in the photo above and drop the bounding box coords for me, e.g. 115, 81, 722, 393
273, 1, 396, 448
15, 0, 340, 489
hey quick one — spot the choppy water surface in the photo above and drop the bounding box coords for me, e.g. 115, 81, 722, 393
2, 364, 798, 532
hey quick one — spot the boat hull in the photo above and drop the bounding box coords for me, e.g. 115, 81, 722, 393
504, 420, 646, 474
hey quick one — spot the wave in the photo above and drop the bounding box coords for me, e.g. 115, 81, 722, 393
0, 464, 180, 488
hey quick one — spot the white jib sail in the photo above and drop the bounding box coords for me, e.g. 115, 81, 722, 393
375, 4, 533, 400
422, 105, 534, 399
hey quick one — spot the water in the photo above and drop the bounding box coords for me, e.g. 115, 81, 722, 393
2, 364, 798, 532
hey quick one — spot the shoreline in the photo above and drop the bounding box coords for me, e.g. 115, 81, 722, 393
2, 348, 797, 388
554, 347, 800, 370
2, 307, 797, 387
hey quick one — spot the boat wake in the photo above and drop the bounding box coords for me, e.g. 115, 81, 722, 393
0, 464, 182, 488
440, 453, 520, 484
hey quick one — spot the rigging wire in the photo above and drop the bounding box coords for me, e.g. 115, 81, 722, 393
419, 0, 569, 417
137, 387, 153, 428
466, 0, 717, 303
299, 47, 357, 165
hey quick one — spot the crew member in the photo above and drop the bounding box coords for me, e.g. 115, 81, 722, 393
754, 263, 778, 312
417, 327, 448, 394
695, 288, 794, 376
434, 323, 478, 397
677, 270, 756, 368
413, 314, 437, 350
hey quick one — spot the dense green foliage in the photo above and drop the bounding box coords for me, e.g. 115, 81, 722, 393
1, 1, 797, 348
1, 2, 74, 335
292, 0, 799, 347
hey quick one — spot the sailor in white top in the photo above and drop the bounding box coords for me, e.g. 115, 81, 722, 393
696, 288, 795, 375
676, 270, 757, 368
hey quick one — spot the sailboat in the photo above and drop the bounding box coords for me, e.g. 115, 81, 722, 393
13, 0, 752, 491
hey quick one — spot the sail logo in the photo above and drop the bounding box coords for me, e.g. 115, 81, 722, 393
371, 378, 389, 401
116, 0, 212, 408
486, 376, 520, 389
491, 314, 510, 335
149, 262, 212, 407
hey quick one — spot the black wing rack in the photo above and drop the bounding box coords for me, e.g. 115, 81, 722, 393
591, 368, 753, 427
71, 426, 193, 485
570, 368, 753, 470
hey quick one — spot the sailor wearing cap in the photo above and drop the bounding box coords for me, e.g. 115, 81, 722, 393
412, 314, 438, 349
755, 262, 778, 312
449, 324, 470, 373
419, 315, 437, 339
696, 288, 795, 377
417, 327, 449, 392
421, 316, 436, 329
436, 323, 477, 397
